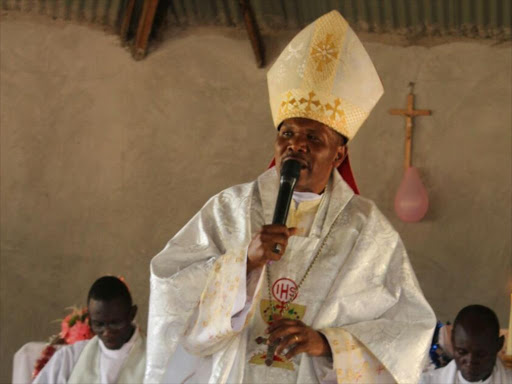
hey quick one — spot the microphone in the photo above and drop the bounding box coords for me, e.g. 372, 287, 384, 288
271, 159, 301, 249
272, 159, 302, 225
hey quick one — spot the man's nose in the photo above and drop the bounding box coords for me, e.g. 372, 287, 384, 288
287, 134, 307, 152
466, 354, 480, 366
102, 326, 115, 336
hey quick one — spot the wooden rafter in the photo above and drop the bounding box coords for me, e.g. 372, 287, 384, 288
132, 0, 160, 60
239, 0, 265, 68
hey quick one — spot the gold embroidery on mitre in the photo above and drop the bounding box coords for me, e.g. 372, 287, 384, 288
298, 91, 322, 113
310, 33, 339, 72
276, 89, 368, 139
302, 13, 348, 94
325, 98, 347, 124
280, 91, 299, 114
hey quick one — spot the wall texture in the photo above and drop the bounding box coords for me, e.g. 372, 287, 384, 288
1, 13, 511, 383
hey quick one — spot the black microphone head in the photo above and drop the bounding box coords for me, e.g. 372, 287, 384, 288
280, 159, 302, 181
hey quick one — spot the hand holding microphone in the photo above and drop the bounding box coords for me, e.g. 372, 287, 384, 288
247, 159, 301, 274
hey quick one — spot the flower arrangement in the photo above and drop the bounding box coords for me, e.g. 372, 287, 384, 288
32, 307, 93, 379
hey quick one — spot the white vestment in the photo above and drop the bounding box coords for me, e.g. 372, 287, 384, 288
419, 359, 512, 384
33, 327, 145, 384
146, 168, 436, 384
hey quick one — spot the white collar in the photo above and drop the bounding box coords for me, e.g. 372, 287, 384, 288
292, 191, 322, 203
456, 370, 492, 384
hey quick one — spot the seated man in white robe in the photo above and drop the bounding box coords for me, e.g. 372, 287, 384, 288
145, 10, 435, 384
33, 276, 146, 384
420, 305, 511, 384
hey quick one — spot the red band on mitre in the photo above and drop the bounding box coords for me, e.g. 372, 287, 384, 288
268, 155, 359, 195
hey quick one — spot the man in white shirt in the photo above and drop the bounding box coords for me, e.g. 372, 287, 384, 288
33, 276, 146, 384
420, 305, 511, 384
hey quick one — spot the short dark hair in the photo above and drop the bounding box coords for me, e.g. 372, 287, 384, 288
87, 276, 132, 309
453, 304, 500, 336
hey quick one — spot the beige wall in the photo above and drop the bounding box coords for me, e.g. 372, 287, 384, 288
1, 14, 511, 383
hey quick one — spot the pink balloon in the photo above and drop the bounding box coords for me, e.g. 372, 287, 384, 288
394, 166, 429, 222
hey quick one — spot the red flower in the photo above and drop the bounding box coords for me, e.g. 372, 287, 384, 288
65, 319, 93, 344
34, 307, 93, 379
59, 314, 71, 339
32, 345, 56, 379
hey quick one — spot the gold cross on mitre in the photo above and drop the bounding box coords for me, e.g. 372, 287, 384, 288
389, 83, 431, 170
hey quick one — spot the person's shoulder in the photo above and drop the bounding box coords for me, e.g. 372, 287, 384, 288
206, 177, 258, 207
348, 193, 377, 213
496, 358, 512, 378
419, 367, 444, 383
332, 172, 385, 222
216, 179, 256, 198
420, 360, 456, 383
35, 340, 91, 378
55, 339, 90, 359
346, 193, 391, 226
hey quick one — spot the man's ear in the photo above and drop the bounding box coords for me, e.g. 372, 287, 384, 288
130, 305, 138, 322
333, 145, 347, 168
497, 335, 505, 352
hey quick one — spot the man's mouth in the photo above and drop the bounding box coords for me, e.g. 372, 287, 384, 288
282, 156, 309, 170
462, 367, 484, 381
104, 338, 118, 346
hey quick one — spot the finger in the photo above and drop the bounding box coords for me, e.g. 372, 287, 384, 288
258, 249, 286, 265
260, 224, 291, 234
268, 325, 303, 343
267, 251, 284, 262
285, 342, 309, 360
288, 227, 298, 236
275, 333, 302, 356
267, 319, 303, 333
264, 239, 288, 260
271, 243, 282, 254
263, 239, 288, 254
261, 225, 297, 238
260, 232, 290, 246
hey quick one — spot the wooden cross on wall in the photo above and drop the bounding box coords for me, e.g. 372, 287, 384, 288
389, 83, 432, 170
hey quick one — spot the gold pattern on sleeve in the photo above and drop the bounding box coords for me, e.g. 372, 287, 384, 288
322, 328, 381, 383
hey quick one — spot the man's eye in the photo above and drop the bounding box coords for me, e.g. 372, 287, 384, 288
456, 349, 467, 355
282, 131, 293, 137
308, 135, 319, 141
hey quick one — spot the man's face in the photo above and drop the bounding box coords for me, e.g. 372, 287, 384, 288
88, 298, 136, 350
274, 118, 346, 194
452, 323, 501, 382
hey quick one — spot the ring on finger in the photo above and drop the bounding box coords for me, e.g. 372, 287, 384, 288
272, 243, 282, 254
293, 334, 299, 343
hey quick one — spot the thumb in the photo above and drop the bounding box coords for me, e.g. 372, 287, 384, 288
288, 227, 299, 236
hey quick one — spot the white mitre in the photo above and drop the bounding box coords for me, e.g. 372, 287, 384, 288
267, 10, 383, 141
